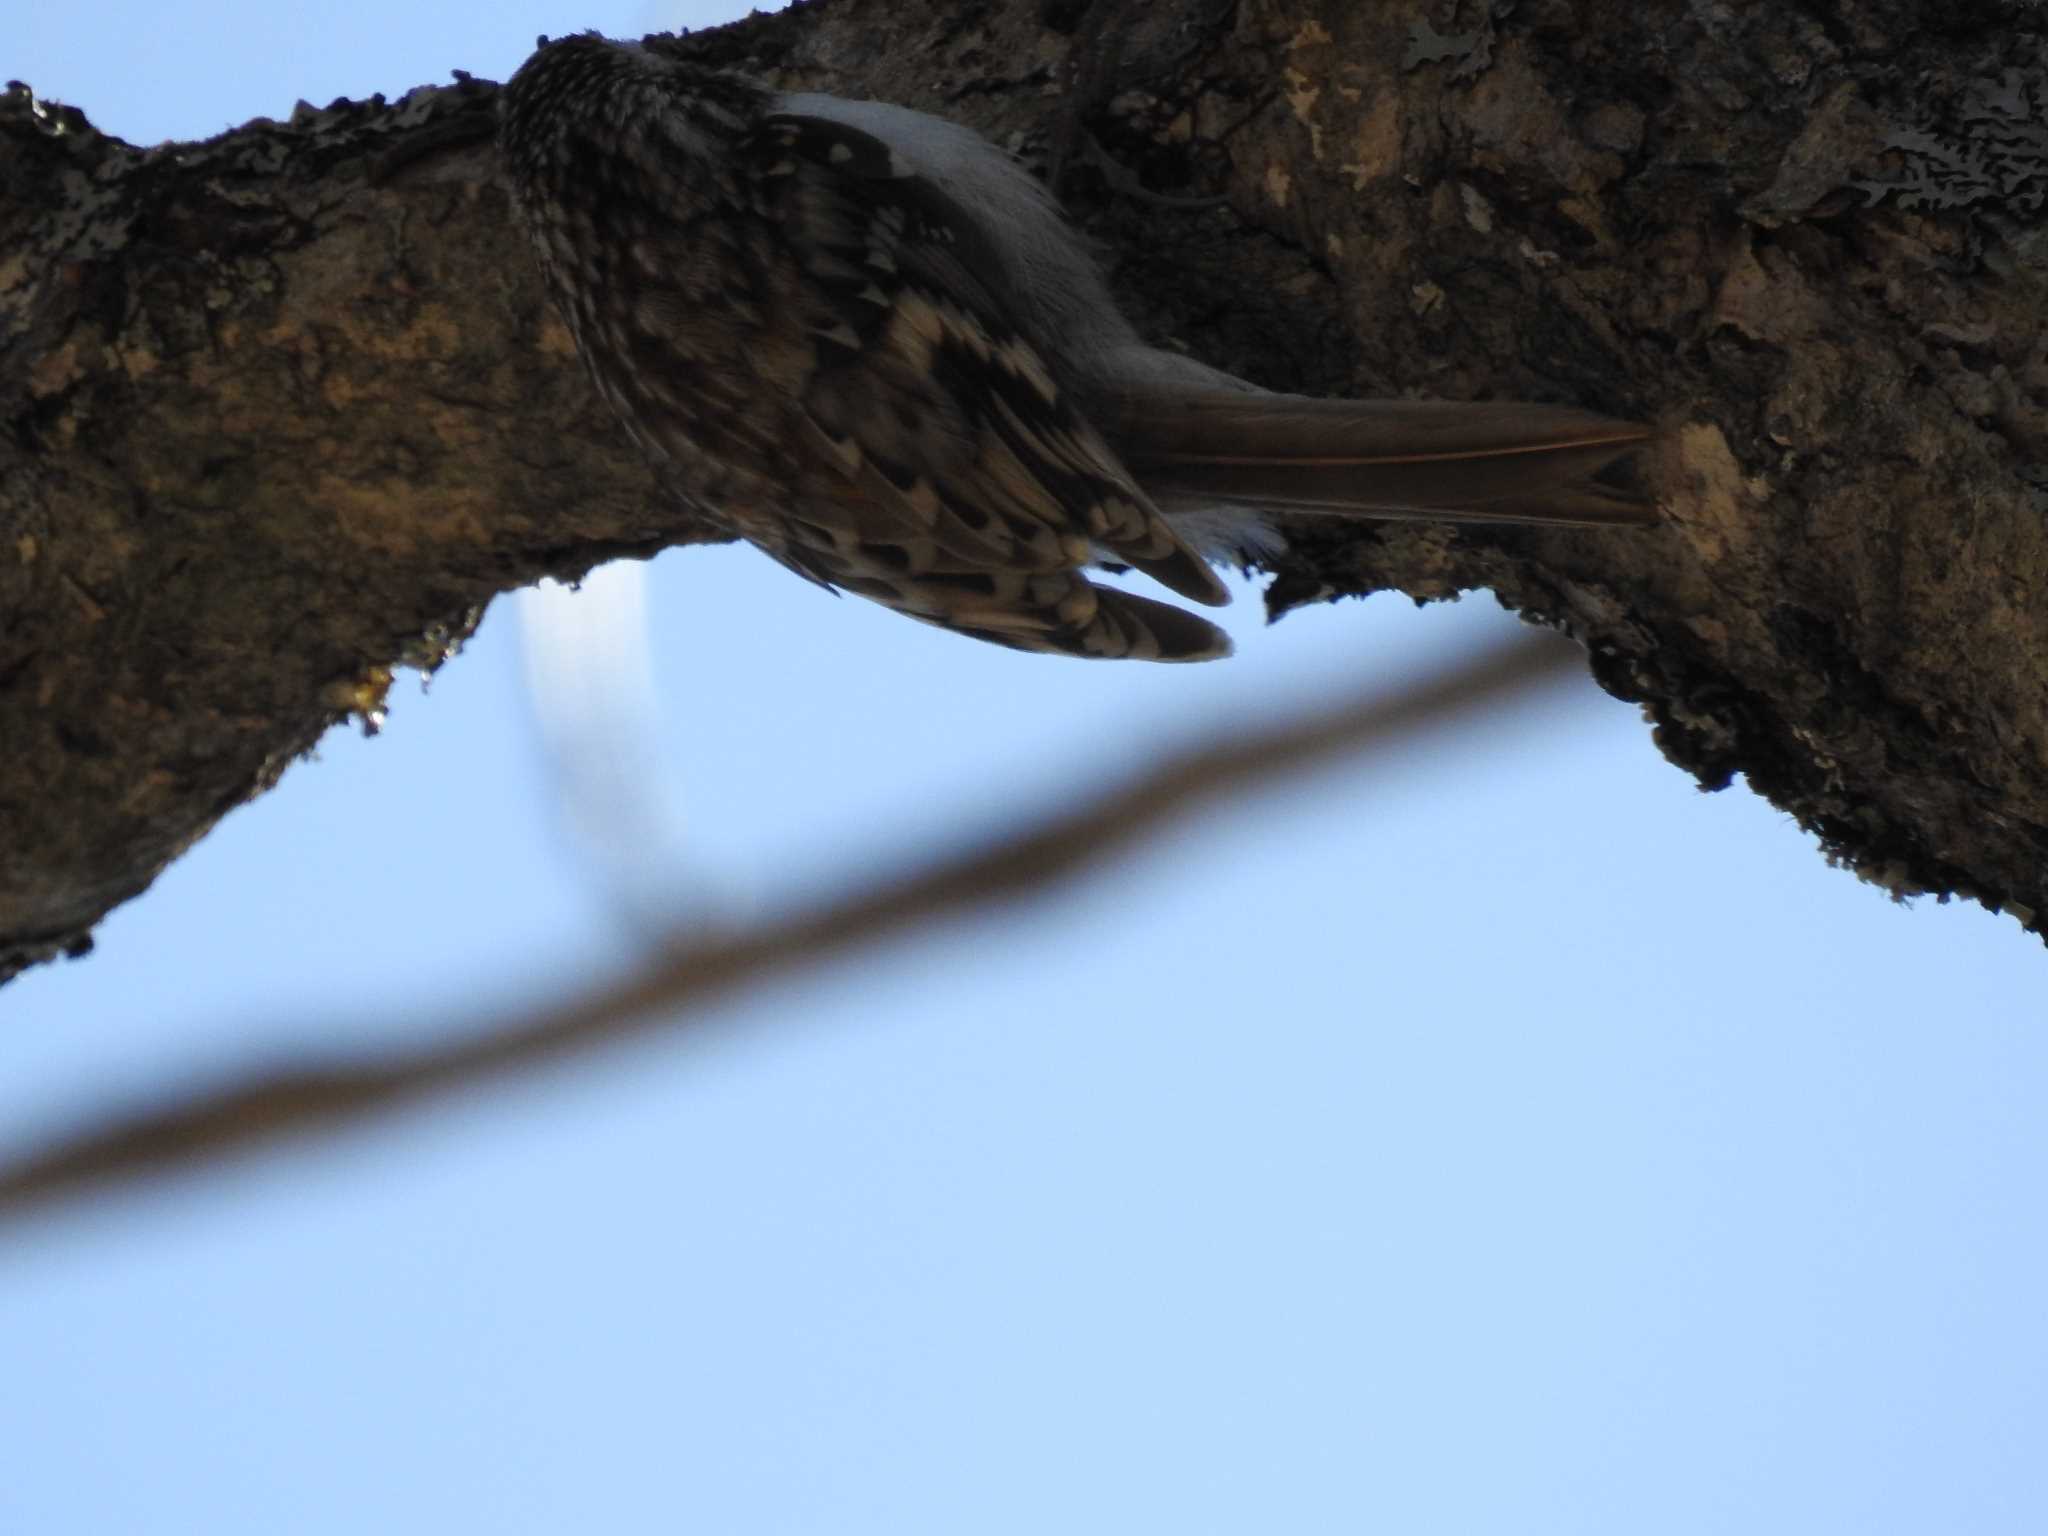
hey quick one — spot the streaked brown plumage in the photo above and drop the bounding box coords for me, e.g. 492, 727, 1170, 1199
499, 33, 1653, 662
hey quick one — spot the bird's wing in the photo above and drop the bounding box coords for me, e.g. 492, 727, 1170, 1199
736, 109, 1230, 661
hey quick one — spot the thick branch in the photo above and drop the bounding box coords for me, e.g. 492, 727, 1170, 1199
0, 74, 679, 973
4, 0, 2048, 980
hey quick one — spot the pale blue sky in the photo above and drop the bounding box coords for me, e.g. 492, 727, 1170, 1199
6, 7, 2045, 1533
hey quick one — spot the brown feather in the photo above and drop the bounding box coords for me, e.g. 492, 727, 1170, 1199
1106, 392, 1657, 528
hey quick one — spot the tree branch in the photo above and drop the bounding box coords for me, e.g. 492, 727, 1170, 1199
0, 632, 1578, 1221
4, 0, 2047, 981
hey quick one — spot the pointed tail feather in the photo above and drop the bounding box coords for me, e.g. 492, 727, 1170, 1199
1108, 392, 1657, 528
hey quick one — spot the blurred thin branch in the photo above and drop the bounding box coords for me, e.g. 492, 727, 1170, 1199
0, 633, 1582, 1223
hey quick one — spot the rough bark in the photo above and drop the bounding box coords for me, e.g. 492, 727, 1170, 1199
3, 0, 2045, 982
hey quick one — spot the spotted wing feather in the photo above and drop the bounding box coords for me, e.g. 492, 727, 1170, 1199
738, 112, 1230, 660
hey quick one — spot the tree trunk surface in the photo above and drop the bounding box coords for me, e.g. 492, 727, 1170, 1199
3, 0, 2044, 981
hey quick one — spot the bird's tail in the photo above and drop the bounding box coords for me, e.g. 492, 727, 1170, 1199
1106, 387, 1657, 528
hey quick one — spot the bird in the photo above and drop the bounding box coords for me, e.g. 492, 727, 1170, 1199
497, 32, 1654, 662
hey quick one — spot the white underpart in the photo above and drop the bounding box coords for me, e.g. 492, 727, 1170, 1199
1153, 504, 1291, 566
